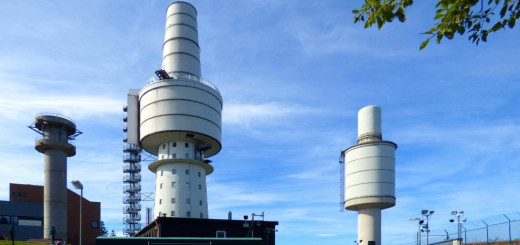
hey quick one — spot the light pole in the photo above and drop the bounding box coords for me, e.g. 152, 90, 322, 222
71, 180, 83, 245
449, 211, 466, 244
421, 210, 434, 245
409, 217, 424, 245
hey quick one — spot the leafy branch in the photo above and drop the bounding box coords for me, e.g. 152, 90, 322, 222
353, 0, 520, 50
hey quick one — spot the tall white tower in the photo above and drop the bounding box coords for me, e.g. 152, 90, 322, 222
125, 1, 222, 220
340, 106, 397, 245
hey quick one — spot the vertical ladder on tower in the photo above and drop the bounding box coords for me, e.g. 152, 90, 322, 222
339, 150, 346, 212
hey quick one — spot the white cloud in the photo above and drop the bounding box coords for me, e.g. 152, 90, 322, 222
223, 102, 321, 127
318, 233, 338, 237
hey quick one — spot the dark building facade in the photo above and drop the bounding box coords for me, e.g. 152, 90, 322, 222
0, 200, 43, 240
1, 183, 101, 245
135, 217, 278, 245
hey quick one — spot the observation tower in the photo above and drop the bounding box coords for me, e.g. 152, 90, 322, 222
29, 114, 82, 241
125, 1, 222, 222
340, 106, 397, 245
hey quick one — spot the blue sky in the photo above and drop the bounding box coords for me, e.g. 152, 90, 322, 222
1, 1, 519, 244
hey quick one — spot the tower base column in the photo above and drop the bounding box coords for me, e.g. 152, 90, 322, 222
358, 208, 381, 245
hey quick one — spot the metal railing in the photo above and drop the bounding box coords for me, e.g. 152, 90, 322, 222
143, 71, 220, 95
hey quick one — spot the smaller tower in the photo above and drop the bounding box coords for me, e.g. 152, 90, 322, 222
29, 114, 81, 241
340, 106, 397, 245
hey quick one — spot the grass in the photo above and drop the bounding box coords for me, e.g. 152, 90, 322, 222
0, 241, 47, 245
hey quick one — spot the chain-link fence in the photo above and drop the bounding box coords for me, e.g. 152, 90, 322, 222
387, 212, 520, 245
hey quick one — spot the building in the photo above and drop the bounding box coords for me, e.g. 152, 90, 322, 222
0, 183, 101, 245
135, 216, 278, 245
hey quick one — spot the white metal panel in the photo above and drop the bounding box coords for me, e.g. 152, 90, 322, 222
126, 92, 140, 145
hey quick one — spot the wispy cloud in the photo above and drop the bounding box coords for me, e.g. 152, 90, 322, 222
223, 102, 322, 128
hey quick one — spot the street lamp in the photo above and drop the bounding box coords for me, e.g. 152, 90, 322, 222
409, 217, 424, 245
449, 211, 466, 244
71, 180, 83, 245
421, 210, 434, 245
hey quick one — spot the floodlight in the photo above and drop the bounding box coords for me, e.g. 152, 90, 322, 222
71, 180, 83, 190
430, 211, 434, 214
450, 219, 454, 222
451, 211, 457, 215
422, 210, 428, 214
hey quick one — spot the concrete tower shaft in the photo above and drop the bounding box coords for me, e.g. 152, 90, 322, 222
162, 1, 201, 76
30, 114, 81, 242
137, 2, 222, 219
342, 106, 397, 245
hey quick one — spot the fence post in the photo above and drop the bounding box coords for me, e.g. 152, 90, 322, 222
482, 221, 489, 245
461, 224, 466, 245
503, 214, 511, 244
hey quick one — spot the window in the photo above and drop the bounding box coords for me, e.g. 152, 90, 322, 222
172, 169, 176, 174
198, 184, 202, 190
172, 182, 176, 187
171, 198, 176, 203
172, 153, 176, 158
198, 172, 201, 177
186, 198, 191, 204
161, 170, 163, 176
186, 211, 191, 217
200, 213, 203, 218
159, 199, 162, 205
160, 183, 163, 189
0, 216, 10, 224
91, 220, 99, 229
185, 143, 189, 148
216, 231, 226, 238
171, 211, 175, 217
161, 155, 165, 160
185, 169, 190, 175
185, 182, 190, 188
172, 142, 177, 147
12, 192, 27, 197
185, 153, 189, 159
162, 144, 166, 149
199, 200, 202, 206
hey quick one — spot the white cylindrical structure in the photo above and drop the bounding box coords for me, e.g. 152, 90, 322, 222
342, 105, 397, 245
344, 143, 396, 210
162, 1, 201, 76
33, 115, 78, 241
140, 1, 222, 219
358, 208, 382, 244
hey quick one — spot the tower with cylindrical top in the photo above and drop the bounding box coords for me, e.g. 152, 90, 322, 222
341, 106, 397, 245
135, 1, 222, 219
29, 114, 81, 242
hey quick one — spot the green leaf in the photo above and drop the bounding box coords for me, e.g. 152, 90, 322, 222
508, 18, 515, 28
419, 38, 430, 50
500, 4, 508, 18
